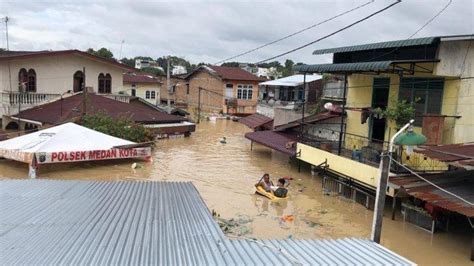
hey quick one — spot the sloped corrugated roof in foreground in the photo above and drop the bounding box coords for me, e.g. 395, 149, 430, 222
0, 180, 415, 265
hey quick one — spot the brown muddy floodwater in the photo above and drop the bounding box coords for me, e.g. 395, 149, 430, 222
0, 120, 471, 265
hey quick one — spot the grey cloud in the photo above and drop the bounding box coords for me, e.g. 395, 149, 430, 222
1, 0, 472, 65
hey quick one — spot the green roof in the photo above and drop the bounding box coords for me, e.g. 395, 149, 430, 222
293, 59, 439, 74
312, 37, 439, 55
294, 61, 394, 73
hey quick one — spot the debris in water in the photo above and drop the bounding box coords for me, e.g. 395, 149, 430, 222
281, 215, 295, 222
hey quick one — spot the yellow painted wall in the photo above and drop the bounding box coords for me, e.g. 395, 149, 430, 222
297, 142, 385, 189
123, 82, 160, 105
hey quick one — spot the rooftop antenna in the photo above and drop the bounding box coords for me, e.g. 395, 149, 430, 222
119, 40, 125, 59
4, 16, 9, 51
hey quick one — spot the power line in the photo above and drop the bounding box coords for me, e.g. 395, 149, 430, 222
213, 0, 375, 65
366, 0, 454, 62
254, 0, 401, 64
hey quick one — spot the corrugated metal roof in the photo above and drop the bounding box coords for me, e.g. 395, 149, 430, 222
312, 37, 439, 55
1, 180, 415, 265
414, 142, 474, 170
294, 61, 394, 73
389, 170, 474, 218
239, 113, 273, 130
274, 112, 341, 131
245, 130, 298, 156
259, 74, 322, 87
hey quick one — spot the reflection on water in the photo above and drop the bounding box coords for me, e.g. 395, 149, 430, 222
0, 120, 471, 265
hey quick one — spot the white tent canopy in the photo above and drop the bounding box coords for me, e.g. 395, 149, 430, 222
259, 74, 322, 87
0, 123, 151, 173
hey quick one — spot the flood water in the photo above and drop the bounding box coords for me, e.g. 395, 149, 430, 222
0, 120, 471, 265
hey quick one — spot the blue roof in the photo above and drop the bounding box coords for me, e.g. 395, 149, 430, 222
0, 180, 415, 265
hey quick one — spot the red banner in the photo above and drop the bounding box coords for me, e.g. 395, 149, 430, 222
35, 147, 151, 164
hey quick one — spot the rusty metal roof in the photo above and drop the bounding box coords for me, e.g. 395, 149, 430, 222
274, 112, 341, 131
245, 130, 298, 156
414, 143, 474, 169
239, 113, 273, 130
389, 170, 474, 217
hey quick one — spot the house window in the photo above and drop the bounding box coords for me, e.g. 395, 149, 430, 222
237, 84, 253, 100
18, 68, 28, 90
145, 90, 150, 99
19, 69, 37, 92
186, 84, 190, 94
131, 84, 136, 96
399, 77, 444, 126
151, 91, 156, 99
98, 73, 112, 93
226, 84, 233, 88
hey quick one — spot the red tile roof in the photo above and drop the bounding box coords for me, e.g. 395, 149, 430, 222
208, 65, 265, 81
0, 50, 135, 71
245, 130, 298, 156
274, 112, 341, 131
15, 93, 186, 124
123, 73, 162, 84
239, 114, 273, 130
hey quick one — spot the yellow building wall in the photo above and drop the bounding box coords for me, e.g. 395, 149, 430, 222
297, 142, 385, 189
123, 82, 160, 105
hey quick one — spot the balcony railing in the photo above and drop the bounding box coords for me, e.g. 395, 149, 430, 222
102, 94, 131, 103
301, 126, 389, 167
1, 92, 61, 105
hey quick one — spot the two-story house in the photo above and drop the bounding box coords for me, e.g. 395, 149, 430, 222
174, 65, 265, 115
122, 72, 161, 105
0, 49, 134, 128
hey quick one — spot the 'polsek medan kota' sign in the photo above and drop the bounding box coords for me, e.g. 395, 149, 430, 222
35, 147, 151, 164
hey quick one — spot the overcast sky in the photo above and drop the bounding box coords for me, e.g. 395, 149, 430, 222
1, 0, 472, 65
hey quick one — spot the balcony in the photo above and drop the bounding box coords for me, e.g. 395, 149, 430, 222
1, 92, 61, 116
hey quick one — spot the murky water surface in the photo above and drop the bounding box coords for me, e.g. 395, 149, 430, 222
0, 120, 471, 265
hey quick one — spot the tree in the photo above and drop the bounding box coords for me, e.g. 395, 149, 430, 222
87, 47, 114, 59
82, 111, 154, 143
141, 67, 165, 76
221, 62, 240, 67
156, 56, 193, 73
282, 59, 294, 77
120, 57, 135, 68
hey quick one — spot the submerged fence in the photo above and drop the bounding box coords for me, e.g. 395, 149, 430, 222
322, 174, 375, 210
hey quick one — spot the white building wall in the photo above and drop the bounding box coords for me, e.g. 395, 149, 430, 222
0, 54, 124, 94
123, 82, 161, 105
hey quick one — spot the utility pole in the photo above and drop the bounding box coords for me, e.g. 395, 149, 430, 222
167, 57, 171, 114
197, 87, 202, 123
338, 72, 348, 155
82, 67, 86, 118
300, 73, 307, 139
119, 40, 125, 59
5, 16, 12, 91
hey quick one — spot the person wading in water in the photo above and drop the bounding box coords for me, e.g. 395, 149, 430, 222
255, 173, 273, 192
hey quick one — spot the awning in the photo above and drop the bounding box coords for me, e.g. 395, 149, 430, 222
415, 143, 474, 170
0, 122, 151, 166
293, 59, 439, 74
245, 131, 297, 156
239, 114, 273, 130
389, 170, 474, 218
312, 37, 439, 55
259, 74, 321, 87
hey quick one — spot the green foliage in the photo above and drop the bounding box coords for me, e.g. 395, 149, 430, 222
141, 67, 165, 76
281, 59, 295, 77
156, 56, 193, 73
87, 47, 114, 59
374, 99, 417, 128
82, 111, 154, 143
221, 62, 241, 67
120, 57, 135, 68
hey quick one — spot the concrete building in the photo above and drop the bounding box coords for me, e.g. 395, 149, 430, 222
0, 50, 134, 126
172, 65, 264, 115
171, 65, 187, 75
134, 58, 163, 72
123, 73, 161, 105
